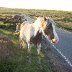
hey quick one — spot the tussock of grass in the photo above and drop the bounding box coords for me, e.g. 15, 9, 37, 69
0, 47, 51, 72
56, 21, 72, 31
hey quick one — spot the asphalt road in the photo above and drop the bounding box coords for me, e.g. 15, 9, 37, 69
54, 28, 72, 67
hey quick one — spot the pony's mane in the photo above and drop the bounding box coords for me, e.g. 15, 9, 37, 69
48, 17, 56, 25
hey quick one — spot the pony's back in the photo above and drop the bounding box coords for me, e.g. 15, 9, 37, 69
19, 23, 35, 42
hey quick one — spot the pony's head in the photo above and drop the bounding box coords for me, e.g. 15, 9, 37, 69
37, 17, 59, 44
15, 20, 27, 32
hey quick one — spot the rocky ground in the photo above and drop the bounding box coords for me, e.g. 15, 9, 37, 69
0, 36, 14, 60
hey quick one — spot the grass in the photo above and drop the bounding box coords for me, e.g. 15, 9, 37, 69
0, 49, 51, 72
56, 21, 72, 31
0, 22, 51, 72
54, 17, 72, 31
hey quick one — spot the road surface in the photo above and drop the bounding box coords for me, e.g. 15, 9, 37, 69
54, 28, 72, 67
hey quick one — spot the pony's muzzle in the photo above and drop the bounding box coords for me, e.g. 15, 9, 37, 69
51, 38, 59, 44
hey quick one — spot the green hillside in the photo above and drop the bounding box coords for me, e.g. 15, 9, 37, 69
0, 8, 72, 31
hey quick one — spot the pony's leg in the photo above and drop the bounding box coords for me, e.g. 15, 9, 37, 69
37, 43, 41, 55
37, 43, 42, 65
19, 37, 24, 48
27, 43, 31, 53
19, 38, 22, 48
27, 42, 31, 64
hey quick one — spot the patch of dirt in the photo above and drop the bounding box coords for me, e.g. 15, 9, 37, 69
0, 36, 14, 60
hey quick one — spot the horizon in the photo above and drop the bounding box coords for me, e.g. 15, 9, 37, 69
0, 7, 72, 12
0, 0, 72, 11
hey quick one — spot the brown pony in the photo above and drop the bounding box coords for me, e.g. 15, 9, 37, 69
19, 17, 59, 54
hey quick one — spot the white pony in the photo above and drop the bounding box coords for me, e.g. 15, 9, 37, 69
15, 15, 34, 32
19, 17, 59, 54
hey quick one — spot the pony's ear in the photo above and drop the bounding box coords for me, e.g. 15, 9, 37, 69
44, 17, 47, 21
35, 16, 39, 19
44, 17, 48, 21
35, 17, 38, 19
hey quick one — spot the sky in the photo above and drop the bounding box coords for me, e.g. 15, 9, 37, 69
0, 0, 72, 11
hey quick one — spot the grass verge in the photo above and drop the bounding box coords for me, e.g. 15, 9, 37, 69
0, 23, 51, 72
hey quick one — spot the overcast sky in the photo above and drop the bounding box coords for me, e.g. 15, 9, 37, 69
0, 0, 72, 11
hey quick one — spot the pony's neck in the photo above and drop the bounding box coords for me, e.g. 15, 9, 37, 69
33, 18, 41, 36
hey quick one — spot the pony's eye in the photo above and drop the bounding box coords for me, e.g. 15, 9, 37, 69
48, 27, 50, 29
47, 25, 50, 29
47, 25, 49, 27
